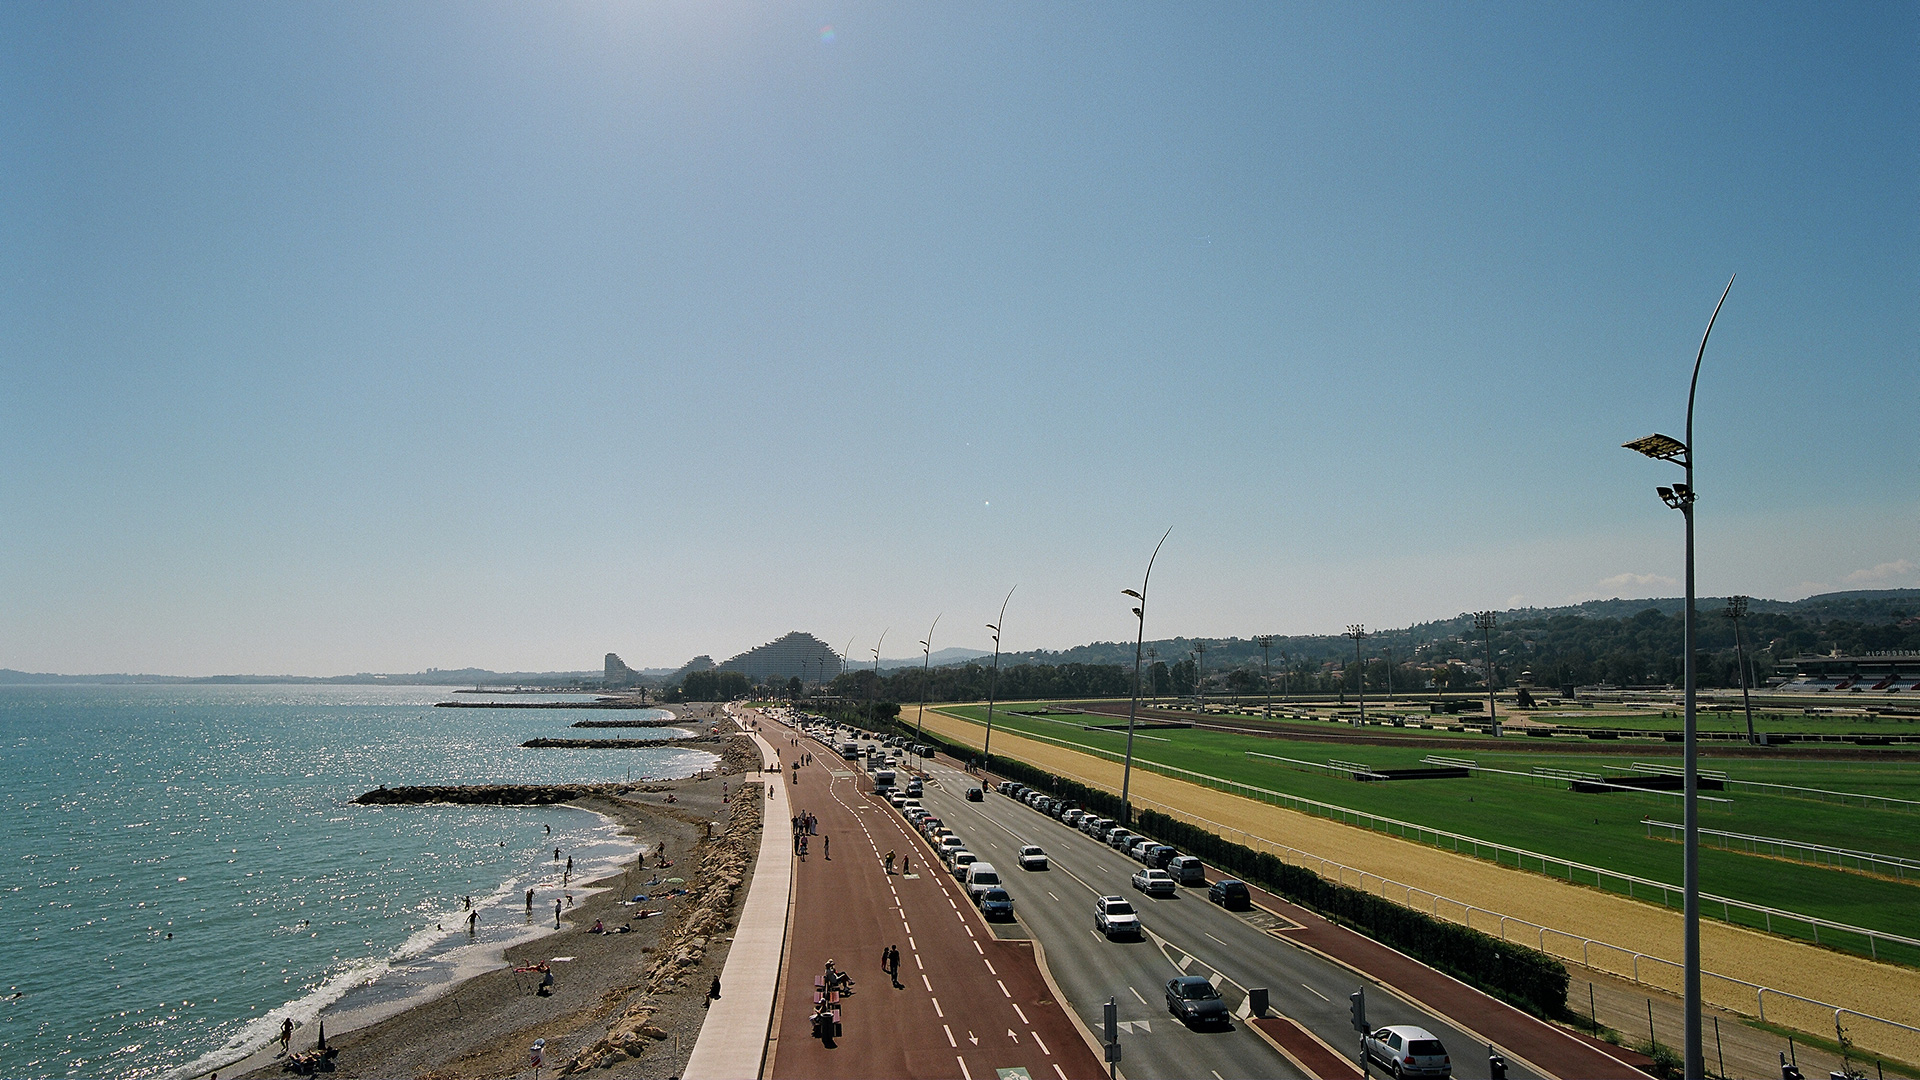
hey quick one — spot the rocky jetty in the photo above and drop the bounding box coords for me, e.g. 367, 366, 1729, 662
521, 736, 723, 749
569, 716, 688, 728
434, 697, 653, 709
352, 783, 639, 806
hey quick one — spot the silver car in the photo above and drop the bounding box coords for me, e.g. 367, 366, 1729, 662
1363, 1025, 1451, 1079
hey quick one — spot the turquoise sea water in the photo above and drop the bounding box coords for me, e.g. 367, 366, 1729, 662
0, 685, 715, 1079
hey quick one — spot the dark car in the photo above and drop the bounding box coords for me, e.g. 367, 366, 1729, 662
979, 888, 1014, 920
965, 786, 984, 801
1165, 976, 1230, 1028
1207, 879, 1251, 910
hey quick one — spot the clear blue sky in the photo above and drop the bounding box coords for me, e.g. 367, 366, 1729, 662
3, 2, 1914, 675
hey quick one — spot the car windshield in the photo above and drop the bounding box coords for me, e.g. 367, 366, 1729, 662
1178, 981, 1219, 1000
1104, 900, 1134, 915
1408, 1040, 1445, 1055
1022, 847, 1042, 855
983, 890, 1009, 901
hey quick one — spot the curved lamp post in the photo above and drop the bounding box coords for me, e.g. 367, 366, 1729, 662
980, 588, 1015, 766
1622, 273, 1733, 1080
1119, 527, 1173, 826
916, 613, 941, 745
869, 627, 889, 728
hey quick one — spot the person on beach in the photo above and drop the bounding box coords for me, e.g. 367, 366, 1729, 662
566, 855, 572, 876
468, 911, 477, 937
280, 1017, 293, 1053
554, 899, 562, 928
554, 847, 560, 862
707, 975, 721, 1007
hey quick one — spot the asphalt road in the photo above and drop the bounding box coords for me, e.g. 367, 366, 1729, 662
911, 757, 1545, 1080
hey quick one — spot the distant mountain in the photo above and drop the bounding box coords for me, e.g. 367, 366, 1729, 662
872, 647, 992, 671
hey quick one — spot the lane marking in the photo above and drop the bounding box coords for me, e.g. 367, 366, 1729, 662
1047, 891, 1060, 902
904, 921, 912, 934
924, 973, 933, 991
1302, 982, 1329, 1002
915, 953, 924, 970
973, 940, 984, 954
932, 995, 943, 1016
909, 937, 916, 951
983, 958, 996, 975
944, 1024, 956, 1047
1204, 932, 1231, 947
1055, 1066, 1068, 1080
1129, 986, 1147, 1005
1011, 1002, 1028, 1024
997, 979, 1011, 998
1213, 1071, 1226, 1080
1032, 1031, 1049, 1055
957, 1056, 972, 1080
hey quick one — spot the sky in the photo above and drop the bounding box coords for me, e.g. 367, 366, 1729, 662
2, 2, 1915, 676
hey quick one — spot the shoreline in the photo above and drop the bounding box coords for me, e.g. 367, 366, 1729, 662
219, 704, 763, 1080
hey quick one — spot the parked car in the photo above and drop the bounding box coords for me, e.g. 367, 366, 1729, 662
1145, 845, 1178, 869
948, 849, 977, 875
1107, 829, 1137, 851
1207, 879, 1251, 910
1094, 896, 1141, 938
906, 780, 924, 797
1167, 855, 1207, 886
1016, 845, 1049, 871
978, 888, 1015, 920
1061, 809, 1084, 826
1128, 838, 1157, 862
1165, 976, 1231, 1028
935, 835, 964, 859
964, 863, 1001, 902
1130, 868, 1176, 897
1363, 1026, 1452, 1079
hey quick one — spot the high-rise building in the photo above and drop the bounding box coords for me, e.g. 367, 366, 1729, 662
718, 631, 844, 683
604, 653, 639, 687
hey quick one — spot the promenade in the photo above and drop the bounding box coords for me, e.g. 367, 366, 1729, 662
764, 717, 1105, 1080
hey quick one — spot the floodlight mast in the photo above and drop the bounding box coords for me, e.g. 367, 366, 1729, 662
1256, 636, 1275, 717
981, 587, 1015, 765
1722, 597, 1757, 745
1119, 527, 1173, 827
1474, 612, 1498, 735
1345, 625, 1367, 726
1622, 273, 1733, 1080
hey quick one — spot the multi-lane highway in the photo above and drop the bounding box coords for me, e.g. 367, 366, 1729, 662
910, 755, 1540, 1080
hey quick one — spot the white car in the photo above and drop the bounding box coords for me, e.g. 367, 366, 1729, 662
1363, 1025, 1452, 1079
1094, 895, 1141, 938
1130, 868, 1175, 897
1017, 845, 1049, 871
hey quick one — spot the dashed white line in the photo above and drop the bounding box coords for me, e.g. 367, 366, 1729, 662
943, 1024, 956, 1047
915, 953, 924, 970
997, 979, 1011, 998
1032, 1031, 1050, 1055
1054, 1064, 1068, 1080
1011, 1002, 1028, 1024
924, 973, 934, 992
931, 995, 943, 1016
956, 1056, 973, 1080
1204, 932, 1232, 947
1302, 982, 1329, 1002
1129, 986, 1147, 1005
973, 940, 984, 954
983, 958, 996, 975
1047, 891, 1060, 902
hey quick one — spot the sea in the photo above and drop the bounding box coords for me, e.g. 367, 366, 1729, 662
0, 684, 717, 1079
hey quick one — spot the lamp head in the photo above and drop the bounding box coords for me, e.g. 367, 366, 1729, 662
1131, 607, 1142, 618
1122, 589, 1142, 600
1624, 433, 1689, 464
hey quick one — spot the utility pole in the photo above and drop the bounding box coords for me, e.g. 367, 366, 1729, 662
1120, 527, 1172, 827
1193, 640, 1208, 709
982, 587, 1015, 763
916, 614, 941, 746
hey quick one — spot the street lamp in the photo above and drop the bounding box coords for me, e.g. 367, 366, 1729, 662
1622, 273, 1734, 1080
1723, 596, 1757, 745
981, 587, 1016, 765
1345, 625, 1367, 726
916, 614, 941, 745
1193, 640, 1208, 709
1474, 612, 1499, 736
1120, 527, 1173, 827
1146, 646, 1159, 705
869, 627, 889, 728
1256, 635, 1275, 718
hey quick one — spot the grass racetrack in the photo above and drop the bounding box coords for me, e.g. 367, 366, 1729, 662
911, 701, 1920, 1066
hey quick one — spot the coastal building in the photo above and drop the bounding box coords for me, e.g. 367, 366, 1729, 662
718, 631, 844, 684
604, 653, 640, 687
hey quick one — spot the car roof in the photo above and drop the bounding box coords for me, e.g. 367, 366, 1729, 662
1170, 975, 1213, 989
1377, 1024, 1439, 1040
1020, 845, 1043, 853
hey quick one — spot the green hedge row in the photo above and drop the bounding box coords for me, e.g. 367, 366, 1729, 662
834, 707, 1569, 1019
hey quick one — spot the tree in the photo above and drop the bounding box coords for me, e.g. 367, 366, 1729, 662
1170, 658, 1196, 697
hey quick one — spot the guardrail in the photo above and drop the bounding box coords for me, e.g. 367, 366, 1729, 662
1642, 819, 1920, 880
1619, 764, 1920, 811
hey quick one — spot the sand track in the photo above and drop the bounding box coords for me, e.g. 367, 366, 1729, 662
917, 707, 1920, 1064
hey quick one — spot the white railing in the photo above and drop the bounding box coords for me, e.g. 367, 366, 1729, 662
1642, 819, 1920, 880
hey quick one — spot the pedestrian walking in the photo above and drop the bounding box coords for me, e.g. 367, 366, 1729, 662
280, 1017, 293, 1053
884, 850, 895, 874
823, 834, 830, 860
884, 945, 901, 987
467, 911, 477, 937
902, 853, 910, 876
554, 899, 562, 928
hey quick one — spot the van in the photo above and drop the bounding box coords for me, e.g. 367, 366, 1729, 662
1167, 855, 1206, 886
964, 863, 1001, 902
872, 769, 896, 793
840, 742, 860, 760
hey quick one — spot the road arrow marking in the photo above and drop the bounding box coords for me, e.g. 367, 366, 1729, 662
968, 1031, 980, 1045
1007, 1028, 1020, 1043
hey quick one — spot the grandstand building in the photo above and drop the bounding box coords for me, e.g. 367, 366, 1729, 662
718, 631, 844, 684
1778, 652, 1920, 693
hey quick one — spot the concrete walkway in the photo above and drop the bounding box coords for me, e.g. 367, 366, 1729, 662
684, 708, 792, 1080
